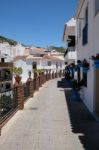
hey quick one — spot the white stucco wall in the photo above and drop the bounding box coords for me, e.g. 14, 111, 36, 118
0, 43, 25, 61
68, 51, 77, 60
14, 59, 33, 83
76, 0, 99, 113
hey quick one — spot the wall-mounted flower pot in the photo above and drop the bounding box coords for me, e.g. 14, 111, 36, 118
15, 75, 21, 83
74, 66, 78, 72
78, 63, 82, 67
71, 90, 81, 101
83, 67, 89, 73
93, 59, 99, 68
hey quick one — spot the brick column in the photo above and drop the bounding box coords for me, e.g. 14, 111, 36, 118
63, 69, 65, 77
15, 83, 24, 110
44, 74, 46, 83
27, 78, 34, 97
56, 72, 57, 78
52, 72, 55, 79
35, 77, 39, 91
49, 72, 51, 80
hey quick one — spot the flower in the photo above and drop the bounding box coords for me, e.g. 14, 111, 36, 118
82, 59, 89, 68
77, 60, 82, 64
91, 54, 99, 59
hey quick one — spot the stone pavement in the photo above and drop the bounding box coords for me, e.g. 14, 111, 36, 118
0, 78, 97, 150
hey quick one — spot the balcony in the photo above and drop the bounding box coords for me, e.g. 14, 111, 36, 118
0, 62, 13, 68
0, 69, 12, 82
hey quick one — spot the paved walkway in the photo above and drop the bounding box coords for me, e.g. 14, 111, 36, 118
0, 78, 98, 150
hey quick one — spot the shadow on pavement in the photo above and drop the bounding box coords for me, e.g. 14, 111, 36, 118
57, 78, 99, 150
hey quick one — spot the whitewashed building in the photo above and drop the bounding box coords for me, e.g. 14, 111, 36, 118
0, 42, 26, 62
76, 0, 99, 117
63, 18, 77, 64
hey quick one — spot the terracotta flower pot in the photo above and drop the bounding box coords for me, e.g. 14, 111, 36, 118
15, 75, 21, 83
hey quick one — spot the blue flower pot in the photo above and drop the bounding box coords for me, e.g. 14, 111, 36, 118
83, 67, 89, 73
78, 63, 82, 67
93, 59, 99, 68
71, 90, 81, 101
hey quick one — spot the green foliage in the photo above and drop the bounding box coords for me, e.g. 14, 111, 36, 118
0, 35, 17, 45
10, 67, 23, 76
48, 46, 65, 53
33, 69, 44, 74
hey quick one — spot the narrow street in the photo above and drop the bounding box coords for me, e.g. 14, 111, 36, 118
0, 78, 98, 150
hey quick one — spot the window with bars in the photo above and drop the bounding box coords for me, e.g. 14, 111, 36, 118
82, 6, 88, 45
48, 61, 51, 66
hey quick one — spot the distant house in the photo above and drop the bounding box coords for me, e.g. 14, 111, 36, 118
76, 0, 99, 117
63, 18, 77, 64
63, 18, 77, 79
0, 42, 26, 62
28, 47, 65, 72
0, 41, 65, 84
26, 54, 65, 73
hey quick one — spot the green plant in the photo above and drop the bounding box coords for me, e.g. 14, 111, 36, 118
10, 67, 23, 77
82, 59, 89, 68
34, 69, 44, 74
71, 79, 80, 90
91, 54, 99, 59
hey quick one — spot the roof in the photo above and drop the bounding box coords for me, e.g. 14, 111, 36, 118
30, 47, 45, 55
66, 18, 76, 26
33, 48, 45, 51
13, 54, 64, 62
42, 55, 64, 61
13, 55, 27, 62
26, 55, 42, 60
24, 48, 30, 56
63, 18, 76, 42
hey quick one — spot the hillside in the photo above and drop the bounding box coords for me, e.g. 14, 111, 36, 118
48, 46, 65, 53
0, 36, 17, 45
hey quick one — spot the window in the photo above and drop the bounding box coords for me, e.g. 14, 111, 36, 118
95, 0, 99, 15
1, 58, 5, 63
82, 6, 88, 45
82, 71, 87, 87
32, 62, 37, 69
6, 83, 11, 90
68, 36, 75, 47
48, 61, 51, 66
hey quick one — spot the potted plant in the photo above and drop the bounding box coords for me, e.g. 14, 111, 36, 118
91, 54, 99, 67
33, 69, 39, 78
77, 60, 82, 67
82, 59, 90, 72
91, 54, 99, 60
10, 66, 23, 83
71, 79, 81, 101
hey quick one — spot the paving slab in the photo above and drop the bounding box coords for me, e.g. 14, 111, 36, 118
0, 78, 85, 150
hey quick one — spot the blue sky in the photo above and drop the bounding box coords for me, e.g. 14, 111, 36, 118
0, 0, 77, 47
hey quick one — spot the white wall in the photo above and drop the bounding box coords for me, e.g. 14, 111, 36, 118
14, 59, 33, 83
68, 51, 77, 60
0, 43, 25, 62
76, 0, 99, 113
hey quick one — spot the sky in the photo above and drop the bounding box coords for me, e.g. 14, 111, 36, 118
0, 0, 77, 48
